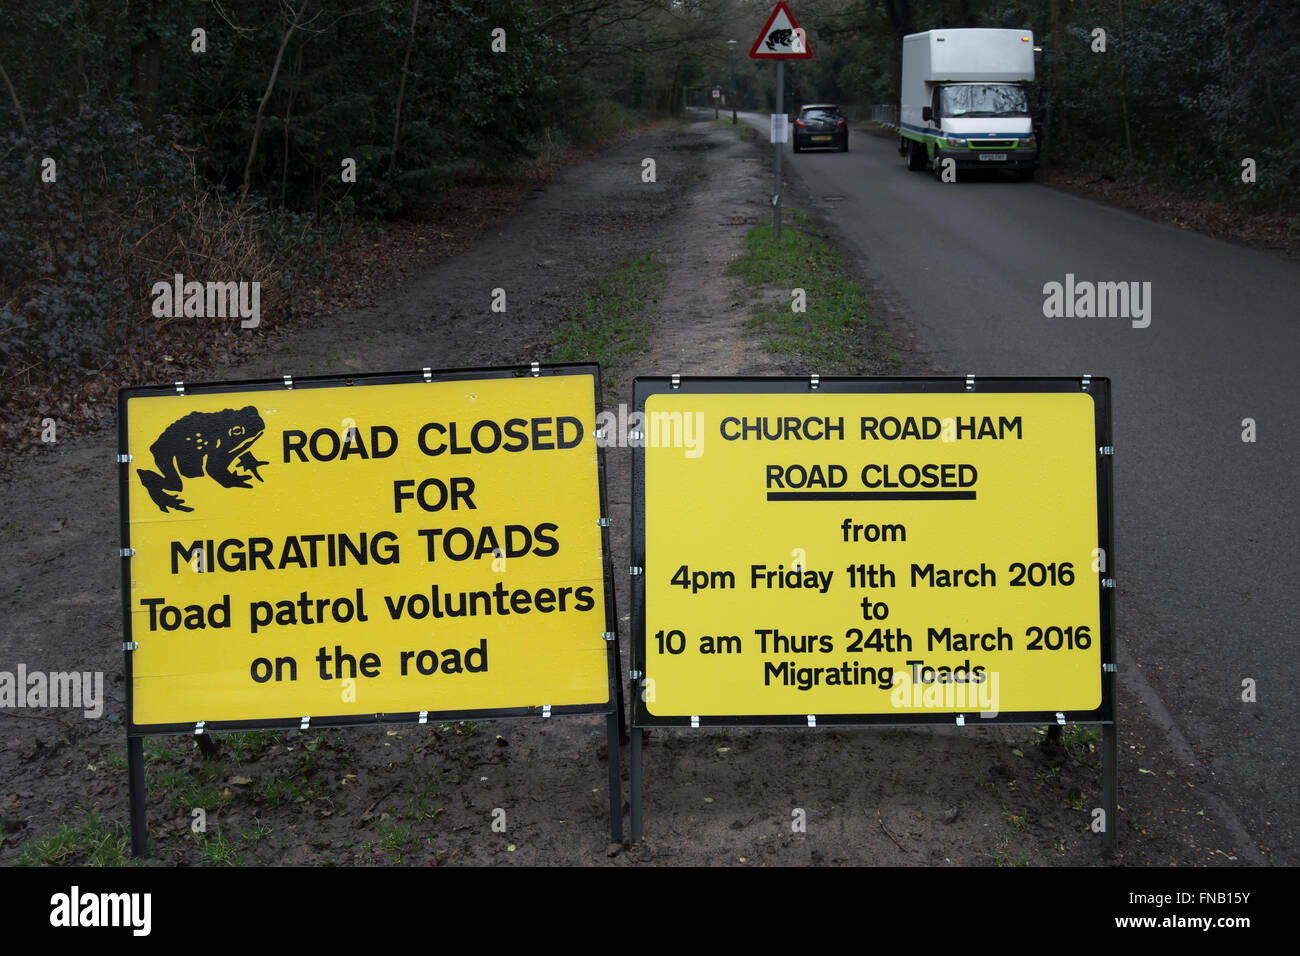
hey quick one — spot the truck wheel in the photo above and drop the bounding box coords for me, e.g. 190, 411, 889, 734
906, 140, 925, 171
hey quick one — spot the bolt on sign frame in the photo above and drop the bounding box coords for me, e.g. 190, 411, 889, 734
629, 375, 1117, 850
118, 363, 624, 854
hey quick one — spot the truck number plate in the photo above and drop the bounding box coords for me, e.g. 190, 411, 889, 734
978, 153, 1008, 161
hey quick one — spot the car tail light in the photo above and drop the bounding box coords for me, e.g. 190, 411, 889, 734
836, 118, 846, 126
795, 119, 806, 127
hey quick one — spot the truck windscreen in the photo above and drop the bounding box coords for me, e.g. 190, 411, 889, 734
940, 85, 1028, 118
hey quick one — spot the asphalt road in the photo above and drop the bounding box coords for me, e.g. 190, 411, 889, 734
741, 111, 1300, 862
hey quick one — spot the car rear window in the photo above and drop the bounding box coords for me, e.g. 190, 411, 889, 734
801, 109, 841, 121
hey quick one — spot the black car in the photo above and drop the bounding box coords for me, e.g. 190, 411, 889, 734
793, 104, 848, 152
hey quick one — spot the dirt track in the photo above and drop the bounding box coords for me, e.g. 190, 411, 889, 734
0, 118, 1234, 866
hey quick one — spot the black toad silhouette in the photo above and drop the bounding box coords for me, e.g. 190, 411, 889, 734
136, 406, 269, 513
766, 28, 793, 50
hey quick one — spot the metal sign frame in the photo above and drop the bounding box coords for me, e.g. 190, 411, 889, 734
118, 362, 624, 853
628, 375, 1117, 846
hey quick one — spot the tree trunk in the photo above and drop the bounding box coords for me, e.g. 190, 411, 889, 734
242, 0, 309, 204
281, 44, 303, 207
1118, 0, 1132, 158
130, 35, 162, 129
387, 0, 421, 180
0, 60, 28, 138
74, 0, 91, 99
1047, 0, 1064, 170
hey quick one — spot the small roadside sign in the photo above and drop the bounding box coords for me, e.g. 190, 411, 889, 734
770, 113, 789, 143
748, 1, 813, 60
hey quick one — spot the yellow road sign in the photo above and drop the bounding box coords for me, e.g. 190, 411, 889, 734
633, 379, 1113, 724
120, 367, 614, 730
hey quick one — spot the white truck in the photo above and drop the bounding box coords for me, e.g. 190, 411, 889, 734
899, 28, 1038, 181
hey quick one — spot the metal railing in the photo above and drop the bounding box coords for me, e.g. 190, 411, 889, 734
870, 104, 899, 129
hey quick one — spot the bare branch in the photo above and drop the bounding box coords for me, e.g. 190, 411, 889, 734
241, 0, 311, 203
0, 59, 28, 138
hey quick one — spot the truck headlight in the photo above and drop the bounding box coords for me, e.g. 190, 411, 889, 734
1022, 135, 1036, 148
946, 136, 967, 147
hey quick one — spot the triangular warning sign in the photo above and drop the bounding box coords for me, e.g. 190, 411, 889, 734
748, 2, 813, 59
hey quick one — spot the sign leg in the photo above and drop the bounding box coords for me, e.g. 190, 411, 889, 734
615, 659, 628, 741
630, 727, 643, 843
608, 583, 627, 742
195, 732, 218, 760
606, 712, 623, 844
128, 735, 149, 858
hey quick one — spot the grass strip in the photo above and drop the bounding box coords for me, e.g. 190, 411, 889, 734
727, 209, 896, 370
549, 252, 666, 382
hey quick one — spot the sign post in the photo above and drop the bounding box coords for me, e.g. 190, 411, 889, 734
118, 363, 624, 853
749, 1, 813, 240
629, 375, 1117, 850
774, 61, 783, 237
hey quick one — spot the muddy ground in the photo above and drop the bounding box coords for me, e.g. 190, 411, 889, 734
0, 117, 1254, 867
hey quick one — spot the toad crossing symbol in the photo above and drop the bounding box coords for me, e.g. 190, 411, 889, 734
749, 3, 812, 60
766, 28, 793, 50
136, 406, 269, 513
